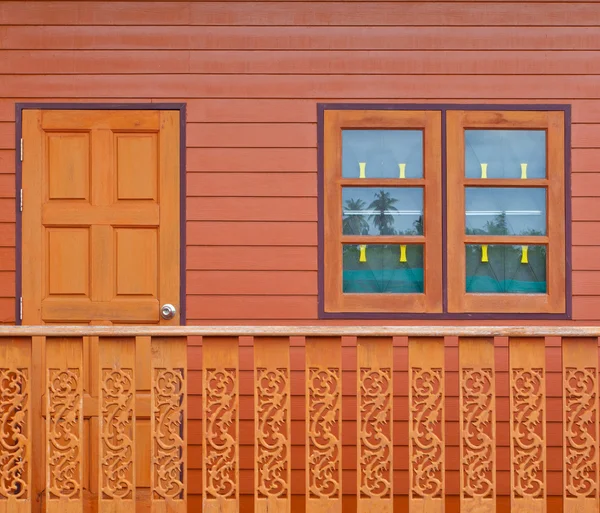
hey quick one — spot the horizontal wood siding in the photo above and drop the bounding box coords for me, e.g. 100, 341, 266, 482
2, 2, 600, 510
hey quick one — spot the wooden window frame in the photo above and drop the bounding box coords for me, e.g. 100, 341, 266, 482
318, 104, 571, 320
447, 110, 566, 314
322, 110, 443, 314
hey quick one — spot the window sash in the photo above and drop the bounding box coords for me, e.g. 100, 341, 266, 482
323, 110, 443, 313
446, 110, 566, 313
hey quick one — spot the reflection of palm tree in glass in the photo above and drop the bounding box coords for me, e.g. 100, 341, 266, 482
343, 198, 370, 235
368, 190, 397, 235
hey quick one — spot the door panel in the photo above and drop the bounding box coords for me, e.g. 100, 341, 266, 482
21, 109, 181, 512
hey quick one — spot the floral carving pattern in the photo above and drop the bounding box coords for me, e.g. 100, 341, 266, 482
256, 368, 289, 499
48, 369, 81, 500
359, 368, 392, 499
511, 368, 544, 499
308, 367, 341, 499
461, 368, 494, 499
205, 368, 236, 500
565, 367, 597, 498
153, 368, 185, 500
411, 367, 443, 499
0, 368, 28, 500
101, 369, 134, 500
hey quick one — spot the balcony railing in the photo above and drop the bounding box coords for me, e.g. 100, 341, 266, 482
0, 325, 599, 513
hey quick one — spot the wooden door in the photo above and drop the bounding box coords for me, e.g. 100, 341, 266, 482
21, 109, 181, 511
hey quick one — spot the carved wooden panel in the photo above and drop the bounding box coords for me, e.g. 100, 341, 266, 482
254, 337, 291, 513
510, 338, 546, 513
563, 338, 599, 513
99, 338, 136, 512
306, 337, 342, 513
408, 337, 444, 513
151, 337, 186, 513
203, 337, 238, 513
459, 338, 495, 513
0, 339, 31, 513
357, 337, 393, 513
46, 337, 84, 513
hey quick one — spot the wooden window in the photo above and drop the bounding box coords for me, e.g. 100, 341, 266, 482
321, 106, 568, 317
323, 110, 443, 313
447, 110, 566, 314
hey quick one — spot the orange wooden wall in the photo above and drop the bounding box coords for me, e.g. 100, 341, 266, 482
1, 2, 600, 510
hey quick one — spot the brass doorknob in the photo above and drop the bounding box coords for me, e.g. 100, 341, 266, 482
160, 304, 176, 320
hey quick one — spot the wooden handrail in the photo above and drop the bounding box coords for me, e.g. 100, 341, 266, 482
3, 325, 600, 337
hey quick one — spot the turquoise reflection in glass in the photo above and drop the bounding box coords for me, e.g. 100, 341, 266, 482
466, 244, 546, 293
465, 187, 546, 236
342, 130, 423, 178
343, 244, 424, 293
465, 130, 546, 179
342, 187, 423, 236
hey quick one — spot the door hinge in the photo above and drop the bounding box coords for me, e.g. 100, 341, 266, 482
20, 139, 23, 162
19, 297, 22, 321
19, 189, 22, 212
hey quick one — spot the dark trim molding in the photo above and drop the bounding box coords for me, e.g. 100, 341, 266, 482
14, 102, 187, 325
317, 103, 572, 321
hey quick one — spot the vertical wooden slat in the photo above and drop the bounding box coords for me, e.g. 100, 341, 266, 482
408, 337, 444, 513
134, 335, 152, 493
98, 337, 136, 513
0, 338, 32, 513
510, 338, 546, 513
459, 337, 496, 513
254, 337, 291, 513
563, 338, 599, 513
45, 337, 84, 513
306, 337, 342, 513
203, 337, 238, 513
151, 336, 186, 513
357, 337, 393, 513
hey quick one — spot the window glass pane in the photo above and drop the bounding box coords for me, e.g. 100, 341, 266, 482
342, 187, 423, 236
465, 130, 546, 179
342, 130, 423, 178
343, 244, 424, 293
466, 244, 546, 293
465, 187, 546, 236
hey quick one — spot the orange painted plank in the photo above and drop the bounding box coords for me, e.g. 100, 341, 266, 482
4, 24, 600, 50
0, 150, 15, 174
0, 248, 15, 270
4, 2, 600, 26
572, 247, 600, 271
187, 197, 316, 222
186, 220, 315, 246
0, 176, 15, 198
5, 74, 600, 99
186, 246, 316, 271
0, 123, 14, 150
572, 124, 600, 148
186, 99, 600, 124
572, 271, 600, 295
187, 271, 317, 295
0, 271, 15, 298
568, 149, 599, 173
186, 99, 316, 123
187, 173, 316, 197
187, 221, 316, 246
186, 295, 317, 319
572, 174, 600, 197
0, 199, 15, 222
573, 297, 600, 320
0, 223, 15, 246
573, 198, 600, 221
7, 49, 600, 75
188, 148, 315, 172
188, 122, 314, 147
